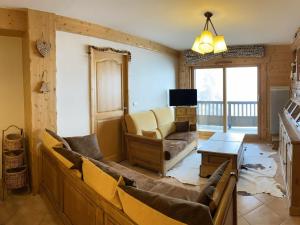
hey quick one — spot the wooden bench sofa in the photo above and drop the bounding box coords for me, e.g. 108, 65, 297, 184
124, 107, 197, 175
39, 130, 238, 225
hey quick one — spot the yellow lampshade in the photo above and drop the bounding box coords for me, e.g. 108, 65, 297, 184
213, 35, 227, 53
198, 30, 214, 54
192, 35, 201, 53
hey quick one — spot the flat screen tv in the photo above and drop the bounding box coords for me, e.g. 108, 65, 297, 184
169, 89, 197, 106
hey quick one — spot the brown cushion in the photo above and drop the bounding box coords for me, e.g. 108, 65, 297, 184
148, 181, 203, 202
175, 121, 189, 132
45, 129, 72, 150
121, 186, 213, 225
197, 185, 215, 206
198, 160, 230, 214
53, 147, 83, 172
163, 140, 187, 160
65, 134, 103, 160
208, 160, 230, 187
89, 158, 135, 186
165, 131, 197, 144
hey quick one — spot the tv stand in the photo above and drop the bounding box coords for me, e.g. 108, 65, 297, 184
175, 106, 197, 131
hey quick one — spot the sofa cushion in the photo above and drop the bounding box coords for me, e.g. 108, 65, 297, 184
165, 131, 198, 144
163, 140, 187, 160
89, 158, 135, 186
45, 129, 72, 150
41, 131, 71, 168
148, 181, 203, 202
82, 158, 123, 209
105, 161, 158, 191
151, 107, 175, 127
208, 160, 230, 187
65, 134, 103, 160
158, 122, 176, 139
118, 186, 213, 225
125, 111, 159, 135
53, 147, 83, 171
209, 166, 231, 215
174, 121, 190, 132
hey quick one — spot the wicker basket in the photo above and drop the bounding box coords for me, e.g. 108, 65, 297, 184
4, 150, 24, 169
4, 133, 23, 150
5, 166, 27, 189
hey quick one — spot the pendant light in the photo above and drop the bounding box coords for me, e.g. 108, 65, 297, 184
192, 12, 227, 54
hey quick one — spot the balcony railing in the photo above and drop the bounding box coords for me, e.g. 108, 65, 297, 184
197, 101, 258, 128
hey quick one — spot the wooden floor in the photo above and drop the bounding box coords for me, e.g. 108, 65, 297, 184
0, 143, 300, 225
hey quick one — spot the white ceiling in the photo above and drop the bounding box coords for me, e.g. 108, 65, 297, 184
1, 0, 300, 50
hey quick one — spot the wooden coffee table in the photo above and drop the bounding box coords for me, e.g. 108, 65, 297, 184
197, 132, 245, 178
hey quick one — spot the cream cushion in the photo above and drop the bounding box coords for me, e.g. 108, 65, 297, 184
117, 187, 185, 225
125, 111, 161, 139
151, 107, 175, 127
41, 131, 72, 169
82, 158, 123, 209
158, 123, 176, 139
152, 107, 175, 138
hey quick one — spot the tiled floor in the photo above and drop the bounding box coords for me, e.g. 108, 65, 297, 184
237, 143, 300, 225
1, 143, 300, 225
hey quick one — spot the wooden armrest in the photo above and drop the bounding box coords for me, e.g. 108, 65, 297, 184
125, 133, 163, 146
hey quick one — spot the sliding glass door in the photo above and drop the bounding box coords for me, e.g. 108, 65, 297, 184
194, 66, 258, 135
195, 68, 224, 132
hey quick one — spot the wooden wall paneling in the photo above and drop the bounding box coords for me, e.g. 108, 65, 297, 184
178, 45, 292, 140
0, 8, 26, 34
22, 9, 57, 193
56, 15, 179, 57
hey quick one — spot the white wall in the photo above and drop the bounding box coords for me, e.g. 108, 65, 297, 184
56, 31, 177, 136
0, 36, 24, 178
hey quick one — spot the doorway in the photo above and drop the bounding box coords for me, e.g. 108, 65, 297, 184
194, 66, 258, 134
90, 47, 129, 162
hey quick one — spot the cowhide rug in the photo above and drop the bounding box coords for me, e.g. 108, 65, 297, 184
166, 144, 285, 198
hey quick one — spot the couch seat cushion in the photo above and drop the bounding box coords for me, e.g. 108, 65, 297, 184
163, 140, 187, 160
165, 131, 198, 144
106, 161, 158, 190
148, 181, 203, 202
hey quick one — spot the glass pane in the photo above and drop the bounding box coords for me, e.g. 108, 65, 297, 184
226, 67, 258, 134
195, 68, 223, 132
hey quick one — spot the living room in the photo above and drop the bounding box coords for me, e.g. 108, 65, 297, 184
0, 1, 300, 225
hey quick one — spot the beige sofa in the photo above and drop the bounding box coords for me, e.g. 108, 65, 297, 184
124, 107, 197, 175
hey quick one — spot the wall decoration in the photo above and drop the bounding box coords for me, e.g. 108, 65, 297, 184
89, 46, 132, 61
184, 45, 265, 64
38, 70, 50, 94
36, 33, 51, 57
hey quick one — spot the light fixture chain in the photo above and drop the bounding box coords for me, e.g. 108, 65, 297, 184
209, 18, 218, 35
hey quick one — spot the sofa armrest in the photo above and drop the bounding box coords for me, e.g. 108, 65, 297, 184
125, 133, 165, 174
125, 133, 163, 145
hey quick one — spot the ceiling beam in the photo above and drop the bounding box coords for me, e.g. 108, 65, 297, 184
55, 15, 179, 57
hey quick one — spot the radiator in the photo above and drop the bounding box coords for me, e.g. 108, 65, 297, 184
270, 86, 290, 134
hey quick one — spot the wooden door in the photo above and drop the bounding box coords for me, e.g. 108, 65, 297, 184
90, 48, 128, 162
